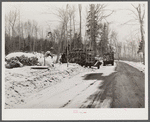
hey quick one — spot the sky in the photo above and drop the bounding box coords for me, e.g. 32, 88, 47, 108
3, 2, 147, 44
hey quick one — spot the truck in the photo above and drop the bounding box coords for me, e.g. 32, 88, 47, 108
85, 48, 96, 68
60, 47, 102, 69
84, 48, 102, 69
103, 52, 114, 66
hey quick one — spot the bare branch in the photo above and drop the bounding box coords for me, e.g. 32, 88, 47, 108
142, 8, 145, 20
101, 10, 114, 19
126, 8, 138, 19
121, 18, 139, 25
131, 3, 138, 10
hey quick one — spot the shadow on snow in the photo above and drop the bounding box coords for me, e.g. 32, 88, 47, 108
80, 67, 118, 108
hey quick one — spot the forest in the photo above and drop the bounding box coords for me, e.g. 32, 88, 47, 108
5, 3, 145, 63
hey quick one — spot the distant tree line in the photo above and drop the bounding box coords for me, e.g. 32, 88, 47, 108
5, 3, 145, 63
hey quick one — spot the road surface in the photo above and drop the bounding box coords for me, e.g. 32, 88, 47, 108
112, 61, 145, 108
15, 61, 145, 108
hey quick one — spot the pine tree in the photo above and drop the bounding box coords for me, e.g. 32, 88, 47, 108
86, 4, 99, 55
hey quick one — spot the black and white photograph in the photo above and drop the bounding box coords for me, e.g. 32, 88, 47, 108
2, 1, 148, 120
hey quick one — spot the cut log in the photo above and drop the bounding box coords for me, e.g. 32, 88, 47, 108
31, 66, 49, 69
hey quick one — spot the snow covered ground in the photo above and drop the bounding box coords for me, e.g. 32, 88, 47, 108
9, 63, 116, 108
5, 52, 144, 109
5, 61, 96, 109
120, 60, 145, 73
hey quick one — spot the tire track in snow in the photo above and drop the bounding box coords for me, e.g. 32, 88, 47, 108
60, 80, 98, 108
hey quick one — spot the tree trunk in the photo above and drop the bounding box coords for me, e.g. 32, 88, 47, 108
79, 4, 82, 38
66, 4, 69, 67
73, 14, 75, 37
138, 4, 145, 64
70, 15, 72, 51
142, 39, 145, 64
19, 10, 20, 51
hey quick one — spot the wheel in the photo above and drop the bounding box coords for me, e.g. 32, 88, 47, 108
97, 65, 100, 69
103, 62, 105, 66
112, 62, 114, 66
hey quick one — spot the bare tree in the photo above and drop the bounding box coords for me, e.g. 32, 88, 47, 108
68, 5, 76, 50
110, 30, 118, 53
86, 4, 114, 56
7, 10, 19, 51
54, 28, 62, 63
78, 4, 82, 38
72, 5, 76, 37
21, 22, 24, 50
33, 20, 38, 52
66, 4, 69, 67
133, 4, 145, 64
52, 4, 70, 66
123, 3, 145, 63
18, 10, 21, 50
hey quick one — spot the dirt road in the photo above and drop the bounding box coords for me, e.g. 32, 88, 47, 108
15, 61, 145, 108
112, 61, 145, 108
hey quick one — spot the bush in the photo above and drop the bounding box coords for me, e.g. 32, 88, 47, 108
6, 54, 39, 68
17, 55, 38, 66
5, 59, 23, 69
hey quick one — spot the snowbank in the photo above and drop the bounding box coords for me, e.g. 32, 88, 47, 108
32, 52, 58, 66
5, 52, 58, 68
38, 55, 57, 66
120, 60, 145, 73
5, 63, 94, 109
5, 52, 39, 68
5, 52, 36, 60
